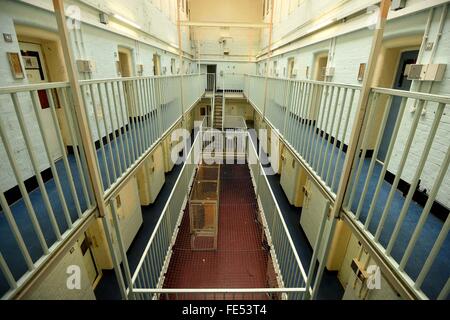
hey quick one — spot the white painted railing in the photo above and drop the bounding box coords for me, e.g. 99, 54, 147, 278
130, 130, 308, 300
0, 73, 205, 299
0, 82, 95, 299
244, 74, 450, 300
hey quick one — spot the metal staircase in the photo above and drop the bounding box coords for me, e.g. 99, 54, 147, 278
213, 93, 223, 130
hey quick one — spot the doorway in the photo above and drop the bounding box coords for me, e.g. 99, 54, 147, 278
118, 47, 133, 77
153, 54, 161, 76
206, 64, 217, 91
79, 232, 100, 287
310, 52, 329, 121
19, 41, 63, 160
287, 57, 295, 78
313, 53, 328, 81
378, 50, 419, 161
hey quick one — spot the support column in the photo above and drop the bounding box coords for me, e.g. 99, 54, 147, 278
52, 0, 107, 219
310, 0, 393, 299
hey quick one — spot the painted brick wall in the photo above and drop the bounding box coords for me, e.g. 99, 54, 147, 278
387, 7, 450, 208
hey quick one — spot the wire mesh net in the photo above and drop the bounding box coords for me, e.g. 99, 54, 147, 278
162, 164, 279, 300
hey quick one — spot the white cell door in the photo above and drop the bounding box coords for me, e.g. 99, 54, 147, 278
19, 42, 62, 161
79, 233, 98, 285
300, 178, 331, 263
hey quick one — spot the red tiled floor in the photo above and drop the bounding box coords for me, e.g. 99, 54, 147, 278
162, 164, 277, 299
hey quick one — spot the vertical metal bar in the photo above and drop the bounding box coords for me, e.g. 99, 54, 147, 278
133, 79, 144, 155
79, 85, 105, 191
320, 87, 341, 178
326, 87, 348, 185
135, 79, 146, 153
135, 78, 147, 152
101, 216, 128, 300
303, 200, 329, 299
364, 97, 407, 229
294, 82, 305, 152
300, 83, 313, 156
141, 78, 152, 149
343, 92, 375, 210
47, 89, 84, 218
97, 83, 118, 181
0, 112, 48, 254
105, 81, 125, 175
58, 88, 91, 208
0, 251, 16, 290
31, 90, 72, 229
400, 146, 450, 269
326, 5, 393, 282
113, 81, 132, 167
355, 95, 392, 219
296, 82, 307, 153
110, 200, 134, 298
414, 214, 449, 289
386, 102, 445, 254
374, 100, 425, 241
437, 278, 450, 300
316, 86, 335, 176
89, 84, 112, 188
281, 81, 292, 136
122, 81, 139, 162
285, 81, 296, 143
331, 88, 355, 191
0, 193, 34, 270
53, 0, 109, 220
306, 84, 324, 163
11, 92, 63, 240
311, 215, 337, 300
312, 85, 329, 168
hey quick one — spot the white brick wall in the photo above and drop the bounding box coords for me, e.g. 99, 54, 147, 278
388, 7, 450, 208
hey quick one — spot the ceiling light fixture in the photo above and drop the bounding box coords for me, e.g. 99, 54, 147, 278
113, 13, 142, 30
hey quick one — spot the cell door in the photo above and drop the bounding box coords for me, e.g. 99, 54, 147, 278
206, 64, 217, 91
153, 54, 161, 76
19, 42, 62, 161
287, 58, 295, 78
79, 232, 99, 286
378, 50, 419, 161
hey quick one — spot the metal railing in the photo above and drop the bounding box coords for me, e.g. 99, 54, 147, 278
245, 75, 362, 195
247, 133, 309, 299
244, 74, 450, 300
79, 74, 205, 195
0, 73, 205, 299
0, 82, 95, 299
343, 88, 450, 300
131, 128, 200, 299
130, 130, 309, 300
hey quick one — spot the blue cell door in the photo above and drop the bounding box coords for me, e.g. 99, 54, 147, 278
378, 50, 419, 161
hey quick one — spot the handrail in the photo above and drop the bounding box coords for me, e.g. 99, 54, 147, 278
131, 129, 201, 284
245, 74, 363, 90
0, 81, 69, 94
372, 86, 450, 104
242, 73, 450, 300
133, 287, 307, 293
247, 132, 309, 290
